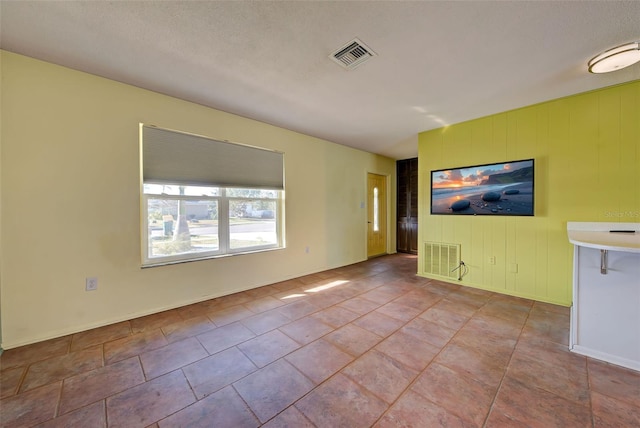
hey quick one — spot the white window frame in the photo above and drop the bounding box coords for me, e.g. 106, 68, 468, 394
142, 186, 284, 267
140, 124, 285, 267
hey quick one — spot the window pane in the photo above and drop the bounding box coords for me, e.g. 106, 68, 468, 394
144, 184, 219, 197
226, 188, 278, 198
147, 198, 219, 258
229, 199, 278, 250
373, 187, 379, 232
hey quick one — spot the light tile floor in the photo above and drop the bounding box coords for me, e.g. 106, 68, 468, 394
1, 254, 639, 427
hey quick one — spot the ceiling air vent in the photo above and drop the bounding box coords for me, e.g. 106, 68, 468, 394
330, 38, 376, 70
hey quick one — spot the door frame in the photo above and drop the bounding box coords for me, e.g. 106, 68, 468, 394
365, 171, 391, 258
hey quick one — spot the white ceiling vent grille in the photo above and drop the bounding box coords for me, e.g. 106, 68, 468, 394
330, 38, 376, 70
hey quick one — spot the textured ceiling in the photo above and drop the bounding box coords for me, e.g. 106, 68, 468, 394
2, 1, 640, 159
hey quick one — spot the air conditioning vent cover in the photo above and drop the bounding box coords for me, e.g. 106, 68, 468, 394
424, 242, 461, 280
330, 38, 376, 70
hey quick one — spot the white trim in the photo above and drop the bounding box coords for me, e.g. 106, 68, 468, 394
141, 187, 284, 267
571, 345, 640, 372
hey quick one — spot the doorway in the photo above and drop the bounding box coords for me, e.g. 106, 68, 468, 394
367, 173, 387, 258
397, 158, 418, 254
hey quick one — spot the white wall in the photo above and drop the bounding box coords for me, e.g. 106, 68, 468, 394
0, 51, 396, 349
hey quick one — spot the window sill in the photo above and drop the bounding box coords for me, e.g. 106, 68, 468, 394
141, 246, 285, 268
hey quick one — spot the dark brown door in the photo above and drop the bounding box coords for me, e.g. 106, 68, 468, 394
397, 158, 418, 254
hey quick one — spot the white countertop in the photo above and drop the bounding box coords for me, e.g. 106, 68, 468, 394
567, 222, 640, 253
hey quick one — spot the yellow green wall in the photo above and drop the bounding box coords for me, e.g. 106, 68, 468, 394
0, 51, 396, 349
418, 80, 640, 306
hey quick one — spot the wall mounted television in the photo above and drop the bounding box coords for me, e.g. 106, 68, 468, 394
430, 158, 534, 216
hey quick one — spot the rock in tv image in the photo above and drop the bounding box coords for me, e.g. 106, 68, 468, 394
430, 159, 534, 216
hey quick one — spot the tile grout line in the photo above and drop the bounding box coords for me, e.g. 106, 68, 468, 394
4, 267, 387, 397
370, 293, 483, 427
229, 381, 264, 426
480, 304, 532, 428
585, 358, 596, 428
149, 270, 403, 425
53, 379, 64, 421
152, 369, 201, 427
346, 282, 446, 416
379, 292, 534, 425
13, 361, 29, 398
9, 256, 618, 427
103, 396, 109, 427
238, 267, 423, 426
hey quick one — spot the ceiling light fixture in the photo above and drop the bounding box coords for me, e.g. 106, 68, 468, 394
588, 41, 640, 73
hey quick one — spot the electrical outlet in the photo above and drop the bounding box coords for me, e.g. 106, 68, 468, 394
305, 246, 310, 254
86, 277, 98, 291
509, 263, 519, 273
488, 256, 496, 265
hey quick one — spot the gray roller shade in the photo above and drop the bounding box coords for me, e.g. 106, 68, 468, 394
141, 124, 284, 189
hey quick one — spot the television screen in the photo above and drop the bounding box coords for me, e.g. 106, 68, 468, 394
430, 159, 534, 216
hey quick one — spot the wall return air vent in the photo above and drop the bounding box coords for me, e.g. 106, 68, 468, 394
330, 38, 376, 70
424, 242, 461, 280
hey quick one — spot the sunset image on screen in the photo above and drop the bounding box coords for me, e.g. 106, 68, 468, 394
431, 160, 534, 216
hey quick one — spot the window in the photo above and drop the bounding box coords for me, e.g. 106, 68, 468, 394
141, 125, 284, 266
373, 186, 379, 232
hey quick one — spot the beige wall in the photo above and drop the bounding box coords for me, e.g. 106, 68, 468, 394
0, 51, 396, 349
419, 80, 640, 306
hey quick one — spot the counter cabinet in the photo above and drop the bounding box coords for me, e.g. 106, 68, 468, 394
568, 222, 640, 372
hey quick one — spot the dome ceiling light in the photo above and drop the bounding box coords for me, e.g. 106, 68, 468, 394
588, 41, 640, 73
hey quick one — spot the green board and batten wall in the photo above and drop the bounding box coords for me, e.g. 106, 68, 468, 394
418, 80, 640, 306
